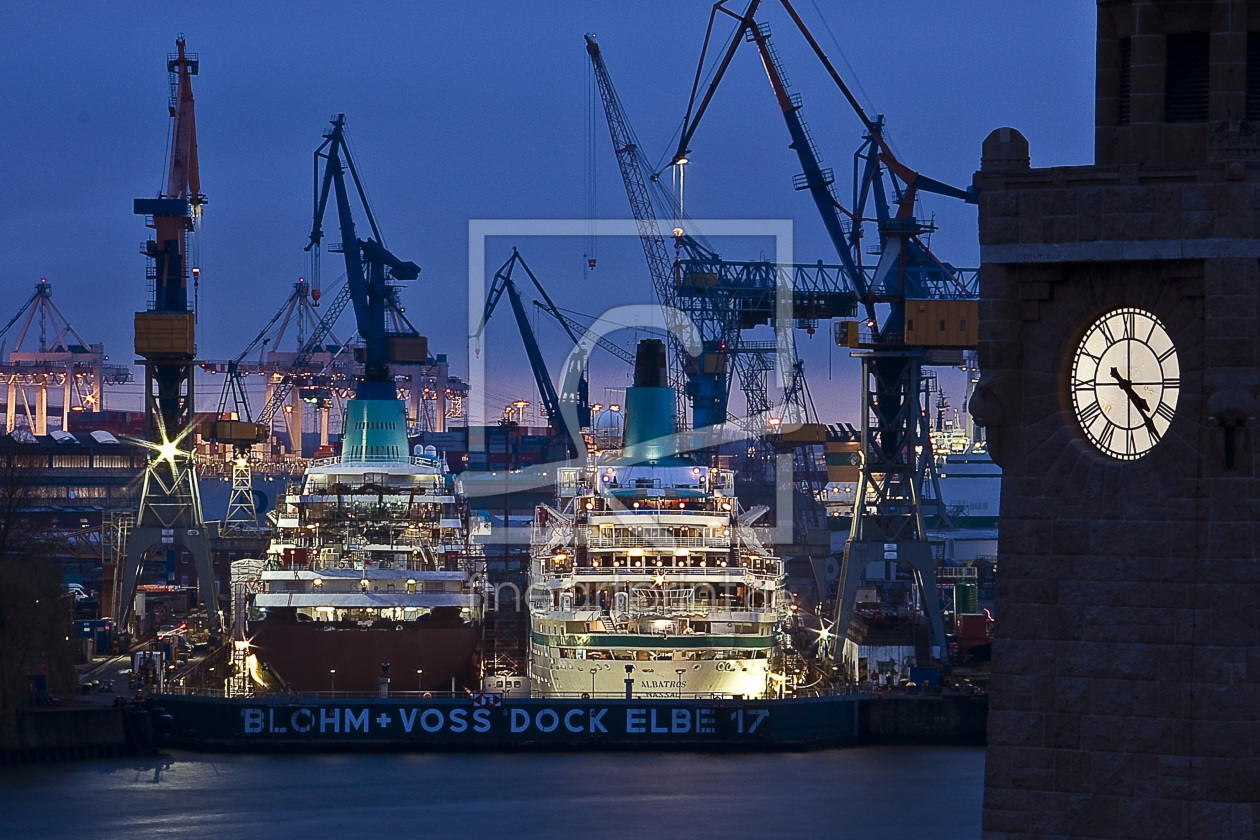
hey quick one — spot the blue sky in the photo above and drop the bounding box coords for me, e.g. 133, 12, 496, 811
0, 2, 1097, 425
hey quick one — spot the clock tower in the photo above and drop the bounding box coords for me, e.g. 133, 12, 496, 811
974, 2, 1260, 837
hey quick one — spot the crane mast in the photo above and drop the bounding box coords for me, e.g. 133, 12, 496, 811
672, 1, 983, 671
307, 114, 422, 401
120, 36, 221, 635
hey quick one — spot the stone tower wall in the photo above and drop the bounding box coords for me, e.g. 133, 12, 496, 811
976, 2, 1260, 837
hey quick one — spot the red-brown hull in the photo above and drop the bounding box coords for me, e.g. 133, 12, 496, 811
248, 623, 482, 693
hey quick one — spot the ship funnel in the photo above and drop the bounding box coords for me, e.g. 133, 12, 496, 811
621, 339, 677, 463
340, 399, 409, 464
632, 338, 667, 389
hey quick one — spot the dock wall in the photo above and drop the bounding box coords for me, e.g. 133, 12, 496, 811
0, 706, 151, 763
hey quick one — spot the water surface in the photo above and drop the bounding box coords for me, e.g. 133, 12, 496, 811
2, 747, 983, 839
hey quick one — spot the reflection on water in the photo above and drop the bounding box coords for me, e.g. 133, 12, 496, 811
3, 747, 983, 840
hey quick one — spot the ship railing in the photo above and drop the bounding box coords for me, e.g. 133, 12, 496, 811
562, 565, 783, 581
533, 690, 750, 700
158, 687, 474, 700
935, 566, 979, 580
269, 558, 464, 575
303, 455, 444, 470
584, 535, 729, 549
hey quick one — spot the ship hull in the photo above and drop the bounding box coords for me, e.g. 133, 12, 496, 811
530, 644, 773, 699
248, 622, 481, 693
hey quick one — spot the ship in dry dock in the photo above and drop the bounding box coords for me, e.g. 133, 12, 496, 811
528, 339, 789, 699
232, 403, 485, 694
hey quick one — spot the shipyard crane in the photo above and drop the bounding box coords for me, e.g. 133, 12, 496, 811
532, 304, 636, 366
671, 0, 980, 669
588, 35, 843, 440
474, 249, 584, 458
204, 278, 353, 531
306, 114, 424, 401
119, 36, 221, 634
585, 36, 698, 430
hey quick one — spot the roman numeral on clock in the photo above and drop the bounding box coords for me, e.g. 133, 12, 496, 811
1078, 400, 1103, 427
1098, 422, 1117, 451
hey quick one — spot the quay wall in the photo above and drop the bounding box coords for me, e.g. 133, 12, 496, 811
0, 706, 151, 763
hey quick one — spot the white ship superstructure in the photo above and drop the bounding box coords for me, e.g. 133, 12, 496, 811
258, 445, 482, 624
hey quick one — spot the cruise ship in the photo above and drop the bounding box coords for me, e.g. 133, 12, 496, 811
528, 339, 787, 699
233, 397, 484, 694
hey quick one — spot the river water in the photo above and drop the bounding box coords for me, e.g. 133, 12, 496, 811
2, 746, 983, 839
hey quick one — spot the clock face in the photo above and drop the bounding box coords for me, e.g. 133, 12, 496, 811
1070, 307, 1179, 460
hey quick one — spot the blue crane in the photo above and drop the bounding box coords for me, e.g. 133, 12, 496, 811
588, 34, 859, 433
473, 249, 585, 458
306, 114, 422, 402
672, 0, 981, 670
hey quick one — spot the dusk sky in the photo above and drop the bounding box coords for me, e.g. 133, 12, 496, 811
0, 2, 1097, 426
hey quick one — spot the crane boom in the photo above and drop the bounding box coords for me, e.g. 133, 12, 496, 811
585, 35, 699, 429
533, 304, 636, 365
306, 114, 420, 400
474, 250, 583, 457
165, 38, 202, 207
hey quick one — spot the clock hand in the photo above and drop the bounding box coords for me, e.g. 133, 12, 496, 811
1109, 367, 1160, 437
1109, 367, 1151, 413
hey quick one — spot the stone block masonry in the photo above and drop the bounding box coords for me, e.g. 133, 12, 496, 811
975, 2, 1260, 837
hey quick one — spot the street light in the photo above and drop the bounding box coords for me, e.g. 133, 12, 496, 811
589, 667, 597, 697
329, 669, 336, 693
416, 669, 423, 693
675, 668, 685, 698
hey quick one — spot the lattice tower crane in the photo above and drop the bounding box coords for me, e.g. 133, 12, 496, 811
120, 36, 221, 634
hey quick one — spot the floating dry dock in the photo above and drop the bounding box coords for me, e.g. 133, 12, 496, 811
150, 693, 986, 751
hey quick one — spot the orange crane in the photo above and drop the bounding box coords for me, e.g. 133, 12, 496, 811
120, 36, 221, 635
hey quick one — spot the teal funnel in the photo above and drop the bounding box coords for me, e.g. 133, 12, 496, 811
340, 399, 409, 463
621, 339, 680, 464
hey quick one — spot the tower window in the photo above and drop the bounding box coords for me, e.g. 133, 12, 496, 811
1248, 33, 1260, 120
1118, 38, 1131, 125
1165, 33, 1209, 123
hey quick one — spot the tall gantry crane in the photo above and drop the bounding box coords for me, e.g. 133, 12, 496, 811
587, 35, 851, 441
119, 36, 221, 635
474, 249, 586, 458
306, 114, 425, 403
0, 279, 133, 434
671, 0, 979, 670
